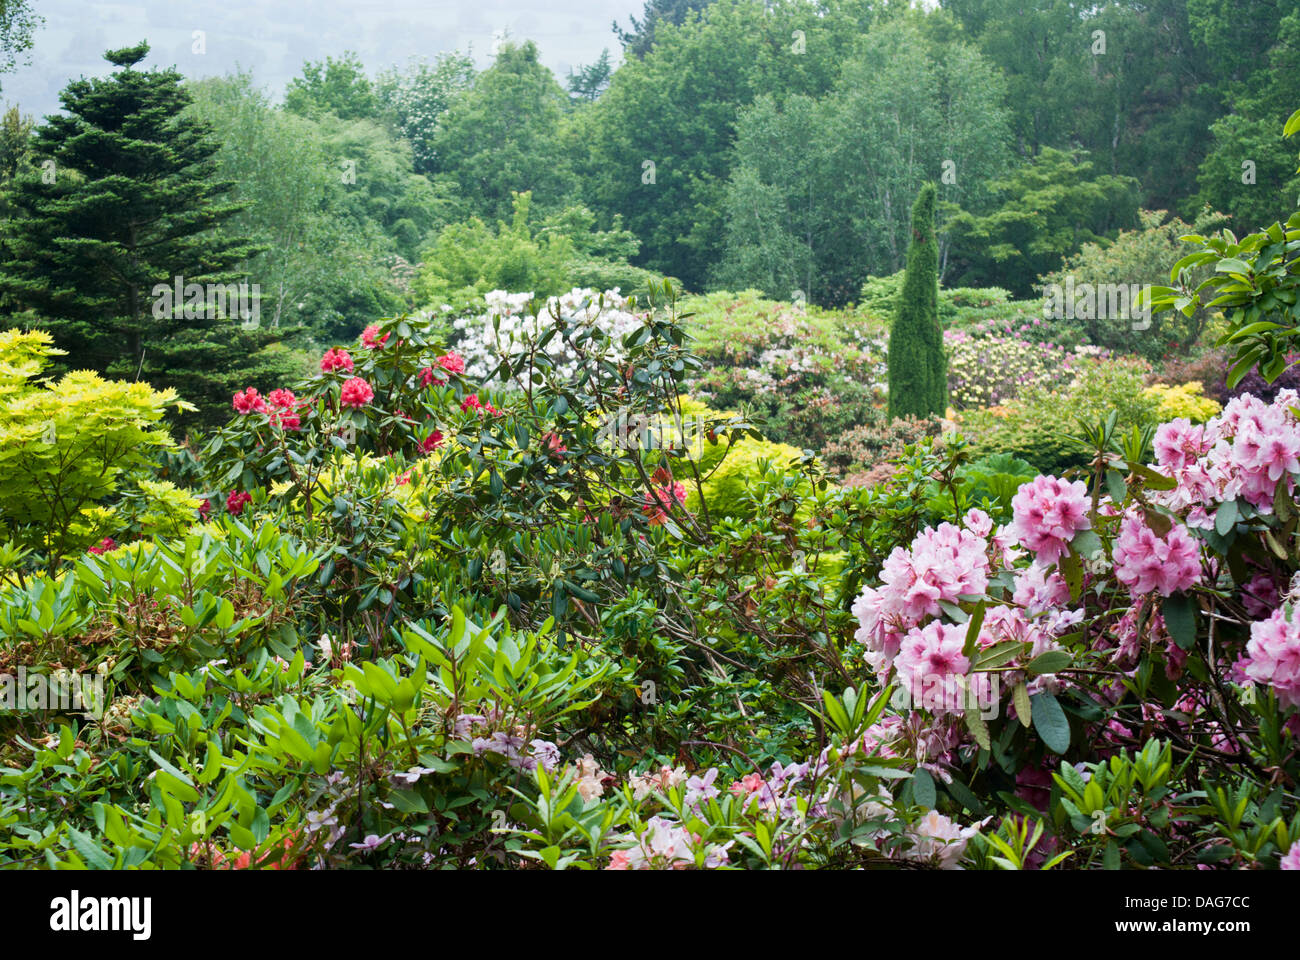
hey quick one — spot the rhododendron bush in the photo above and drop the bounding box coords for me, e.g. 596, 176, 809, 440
2, 281, 1299, 872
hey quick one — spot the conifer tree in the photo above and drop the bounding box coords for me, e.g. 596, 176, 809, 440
0, 41, 294, 431
887, 182, 946, 420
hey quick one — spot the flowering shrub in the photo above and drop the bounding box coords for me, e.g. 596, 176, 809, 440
959, 355, 1159, 474
680, 290, 886, 455
944, 329, 1079, 409
6, 278, 1300, 872
445, 287, 645, 382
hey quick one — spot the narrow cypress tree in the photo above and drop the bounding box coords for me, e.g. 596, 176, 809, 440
0, 41, 293, 431
887, 182, 946, 420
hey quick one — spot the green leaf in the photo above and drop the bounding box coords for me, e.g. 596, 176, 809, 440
1013, 681, 1031, 728
965, 709, 991, 751
1214, 499, 1239, 536
1025, 650, 1071, 675
68, 827, 114, 870
1285, 107, 1300, 139
1070, 529, 1103, 560
911, 768, 936, 810
1162, 593, 1197, 651
943, 777, 987, 815
962, 600, 986, 658
1215, 258, 1253, 275
1103, 840, 1121, 870
1030, 691, 1070, 754
1105, 469, 1126, 504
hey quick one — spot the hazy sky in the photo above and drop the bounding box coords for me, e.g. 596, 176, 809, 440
2, 0, 646, 119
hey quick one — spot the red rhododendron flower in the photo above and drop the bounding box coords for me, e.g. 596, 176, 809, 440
643, 481, 687, 526
542, 432, 567, 457
361, 324, 389, 349
197, 499, 212, 520
340, 377, 374, 408
87, 537, 116, 555
460, 394, 501, 416
421, 430, 444, 454
320, 347, 354, 373
266, 388, 302, 430
437, 351, 466, 375
226, 490, 252, 515
232, 387, 266, 414
419, 366, 443, 388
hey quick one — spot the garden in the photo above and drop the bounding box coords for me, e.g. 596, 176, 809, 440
0, 0, 1297, 892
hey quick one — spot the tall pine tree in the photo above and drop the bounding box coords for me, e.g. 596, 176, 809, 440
887, 182, 945, 420
0, 41, 294, 431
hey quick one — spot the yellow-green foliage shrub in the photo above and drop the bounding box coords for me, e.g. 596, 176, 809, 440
1143, 381, 1221, 423
674, 397, 805, 520
0, 328, 192, 567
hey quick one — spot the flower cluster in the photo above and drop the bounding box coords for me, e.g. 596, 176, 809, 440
418, 350, 466, 387
339, 377, 374, 409
606, 817, 730, 870
852, 517, 991, 675
1239, 605, 1300, 709
360, 324, 390, 350
448, 288, 644, 383
1008, 476, 1091, 564
1152, 391, 1300, 526
232, 387, 266, 415
460, 393, 501, 416
320, 347, 354, 373
1112, 507, 1201, 597
643, 480, 687, 526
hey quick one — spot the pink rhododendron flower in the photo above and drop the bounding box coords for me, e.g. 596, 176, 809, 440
418, 352, 466, 388
603, 817, 729, 870
1241, 571, 1281, 618
542, 431, 567, 457
87, 537, 116, 555
1153, 418, 1211, 471
629, 764, 687, 801
963, 508, 993, 539
894, 621, 972, 716
459, 393, 501, 416
729, 773, 765, 798
1281, 844, 1300, 870
360, 324, 389, 349
340, 377, 374, 408
1111, 508, 1201, 596
1008, 475, 1091, 564
853, 522, 990, 676
226, 490, 252, 515
1012, 562, 1070, 615
320, 347, 354, 373
575, 754, 611, 801
420, 430, 444, 454
1238, 604, 1300, 709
